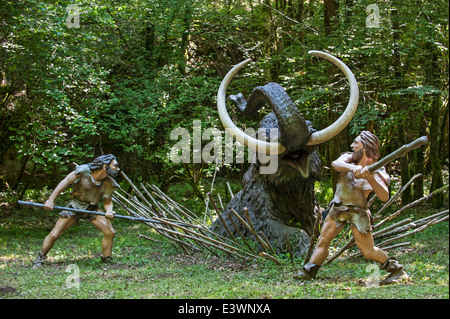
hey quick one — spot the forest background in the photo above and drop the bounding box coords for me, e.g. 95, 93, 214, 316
0, 0, 448, 210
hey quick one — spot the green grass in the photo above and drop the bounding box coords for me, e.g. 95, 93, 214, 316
1, 176, 449, 300
1, 201, 448, 300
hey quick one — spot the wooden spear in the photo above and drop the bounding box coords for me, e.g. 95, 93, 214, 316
375, 185, 449, 228
244, 207, 276, 255
367, 136, 428, 173
228, 212, 256, 253
283, 232, 295, 266
229, 208, 272, 254
343, 242, 412, 261
304, 210, 323, 264
372, 173, 422, 222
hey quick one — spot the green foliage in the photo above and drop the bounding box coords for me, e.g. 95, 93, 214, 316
1, 0, 108, 172
314, 179, 334, 208
1, 0, 448, 201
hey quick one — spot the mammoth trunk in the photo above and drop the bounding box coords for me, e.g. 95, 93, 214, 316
230, 82, 312, 152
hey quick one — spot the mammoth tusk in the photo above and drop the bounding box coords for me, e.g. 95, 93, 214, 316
218, 51, 358, 151
217, 59, 287, 155
306, 51, 359, 146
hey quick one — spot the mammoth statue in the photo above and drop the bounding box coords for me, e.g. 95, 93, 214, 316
211, 51, 359, 256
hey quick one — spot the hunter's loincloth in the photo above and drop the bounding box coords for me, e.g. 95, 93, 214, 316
59, 199, 99, 221
328, 201, 372, 234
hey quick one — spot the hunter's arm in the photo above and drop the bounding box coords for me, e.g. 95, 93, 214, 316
103, 196, 115, 220
332, 153, 361, 173
355, 167, 390, 202
44, 171, 80, 210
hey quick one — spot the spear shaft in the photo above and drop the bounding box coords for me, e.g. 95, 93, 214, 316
368, 136, 428, 173
17, 200, 193, 227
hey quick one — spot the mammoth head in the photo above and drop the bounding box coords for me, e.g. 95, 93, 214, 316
217, 51, 359, 178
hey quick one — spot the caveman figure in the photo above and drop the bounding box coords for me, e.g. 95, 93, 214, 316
296, 131, 409, 285
32, 154, 120, 268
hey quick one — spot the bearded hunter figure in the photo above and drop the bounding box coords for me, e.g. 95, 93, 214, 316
295, 131, 409, 285
211, 51, 359, 256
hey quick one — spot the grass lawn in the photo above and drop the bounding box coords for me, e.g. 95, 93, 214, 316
1, 197, 448, 301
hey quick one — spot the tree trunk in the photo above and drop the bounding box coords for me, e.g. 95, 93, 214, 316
182, 162, 205, 201
295, 0, 305, 43
397, 123, 412, 204
423, 37, 444, 208
263, 0, 274, 82
18, 162, 36, 200
324, 0, 339, 34
179, 3, 193, 75
12, 155, 29, 190
429, 95, 444, 208
323, 0, 342, 192
328, 110, 349, 193
391, 4, 411, 204
412, 124, 426, 200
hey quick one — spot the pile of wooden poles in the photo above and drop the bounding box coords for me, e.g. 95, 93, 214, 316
113, 171, 448, 266
325, 174, 449, 265
111, 171, 281, 264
